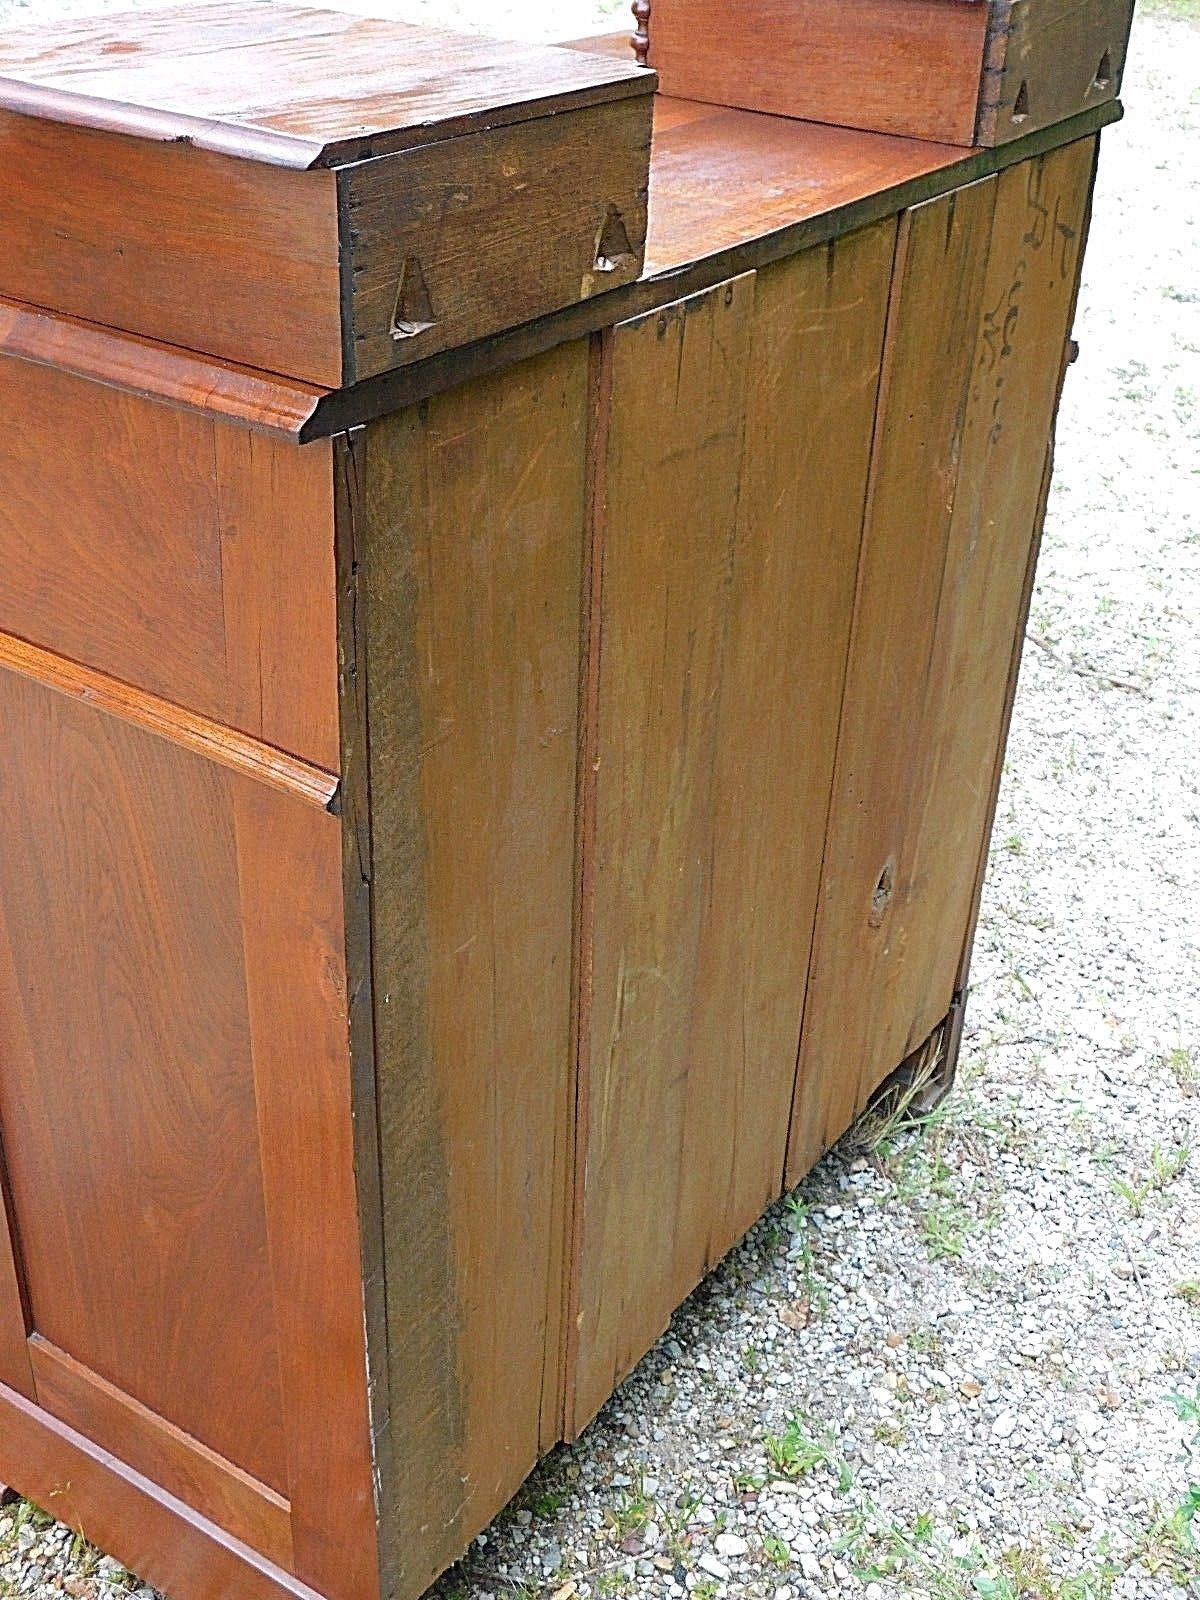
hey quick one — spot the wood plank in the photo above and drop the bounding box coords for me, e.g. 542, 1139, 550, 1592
571, 231, 900, 1427
231, 785, 379, 1600
0, 671, 289, 1491
0, 1381, 325, 1600
0, 297, 324, 438
893, 139, 1099, 1044
28, 1337, 293, 1572
569, 275, 759, 1429
0, 2, 652, 168
0, 358, 229, 718
787, 177, 1000, 1185
0, 360, 340, 773
0, 110, 342, 385
643, 104, 964, 277
0, 1159, 33, 1401
647, 0, 990, 145
341, 95, 650, 383
306, 101, 1122, 442
0, 634, 338, 811
332, 430, 396, 1591
216, 430, 341, 775
977, 0, 1134, 145
361, 341, 587, 1597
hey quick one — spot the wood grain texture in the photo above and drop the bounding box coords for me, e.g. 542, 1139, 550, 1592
0, 6, 652, 381
231, 784, 379, 1600
647, 0, 990, 144
0, 670, 288, 1491
28, 1337, 293, 1571
0, 634, 337, 812
894, 139, 1097, 1036
306, 101, 1123, 442
0, 358, 340, 773
643, 103, 962, 277
0, 1157, 32, 1400
977, 0, 1134, 145
332, 430, 396, 1595
0, 1382, 327, 1600
361, 343, 587, 1597
570, 275, 757, 1423
0, 297, 324, 438
0, 109, 342, 385
342, 94, 650, 382
216, 429, 341, 775
787, 177, 1000, 1185
0, 2, 652, 168
568, 231, 896, 1430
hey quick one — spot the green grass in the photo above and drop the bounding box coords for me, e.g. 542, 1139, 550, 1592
1139, 0, 1200, 22
762, 1416, 852, 1491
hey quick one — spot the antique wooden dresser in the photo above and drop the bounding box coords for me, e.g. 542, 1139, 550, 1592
0, 1, 1133, 1597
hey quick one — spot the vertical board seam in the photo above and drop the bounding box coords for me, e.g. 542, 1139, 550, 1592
559, 327, 615, 1444
779, 214, 907, 1193
953, 135, 1102, 997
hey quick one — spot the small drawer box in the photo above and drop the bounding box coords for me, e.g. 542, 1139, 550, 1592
0, 3, 655, 387
640, 0, 1135, 148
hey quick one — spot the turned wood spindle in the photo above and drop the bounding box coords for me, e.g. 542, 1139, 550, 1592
631, 0, 651, 66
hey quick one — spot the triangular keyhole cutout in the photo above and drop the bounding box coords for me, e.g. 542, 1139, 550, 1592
390, 257, 437, 341
1093, 48, 1113, 90
594, 205, 634, 274
1011, 79, 1030, 122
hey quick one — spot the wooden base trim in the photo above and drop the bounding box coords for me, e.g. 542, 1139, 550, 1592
0, 1380, 323, 1600
27, 1337, 293, 1572
0, 296, 325, 438
0, 633, 339, 811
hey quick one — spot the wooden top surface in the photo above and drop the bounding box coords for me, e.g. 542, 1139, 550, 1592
643, 97, 964, 276
0, 2, 653, 168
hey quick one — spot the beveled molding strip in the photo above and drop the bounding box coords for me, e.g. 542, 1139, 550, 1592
0, 296, 324, 439
0, 632, 340, 812
27, 1335, 294, 1574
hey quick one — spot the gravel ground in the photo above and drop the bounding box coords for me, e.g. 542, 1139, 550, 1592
2, 2, 1198, 1598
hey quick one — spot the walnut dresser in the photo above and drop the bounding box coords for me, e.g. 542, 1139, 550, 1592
0, 3, 1133, 1598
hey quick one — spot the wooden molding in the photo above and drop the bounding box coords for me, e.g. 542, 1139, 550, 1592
0, 633, 339, 811
0, 297, 324, 438
0, 1380, 325, 1600
28, 1338, 293, 1571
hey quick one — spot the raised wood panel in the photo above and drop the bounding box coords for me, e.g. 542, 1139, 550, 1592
0, 669, 288, 1491
28, 1337, 293, 1571
884, 140, 1098, 1055
0, 358, 339, 772
361, 341, 587, 1598
216, 429, 341, 775
231, 782, 379, 1600
978, 0, 1133, 145
646, 0, 990, 145
0, 1382, 326, 1600
0, 109, 342, 384
568, 229, 895, 1433
342, 95, 650, 382
787, 177, 1000, 1184
0, 357, 225, 712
